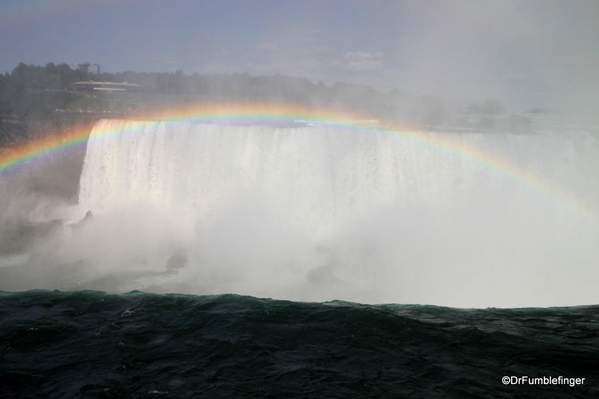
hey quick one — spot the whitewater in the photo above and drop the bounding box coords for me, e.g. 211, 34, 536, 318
36, 118, 599, 308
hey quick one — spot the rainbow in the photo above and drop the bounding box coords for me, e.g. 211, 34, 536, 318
0, 103, 387, 176
1, 103, 597, 225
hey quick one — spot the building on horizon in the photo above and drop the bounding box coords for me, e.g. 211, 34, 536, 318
70, 62, 100, 74
71, 81, 143, 92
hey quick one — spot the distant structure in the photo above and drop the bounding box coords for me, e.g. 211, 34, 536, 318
70, 62, 100, 74
72, 81, 144, 92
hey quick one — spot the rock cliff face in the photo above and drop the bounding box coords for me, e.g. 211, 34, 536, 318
1, 116, 96, 202
0, 115, 97, 146
25, 116, 96, 141
0, 116, 97, 255
0, 117, 27, 145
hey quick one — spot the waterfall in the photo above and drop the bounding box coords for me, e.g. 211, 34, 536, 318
70, 118, 599, 307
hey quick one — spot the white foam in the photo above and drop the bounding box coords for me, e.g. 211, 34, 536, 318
49, 119, 599, 307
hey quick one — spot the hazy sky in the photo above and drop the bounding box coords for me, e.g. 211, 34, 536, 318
1, 0, 598, 112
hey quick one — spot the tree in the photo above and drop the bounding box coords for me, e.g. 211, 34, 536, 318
465, 99, 506, 115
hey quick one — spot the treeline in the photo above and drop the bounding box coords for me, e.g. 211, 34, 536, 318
0, 62, 466, 126
464, 99, 505, 116
0, 63, 89, 118
109, 71, 465, 126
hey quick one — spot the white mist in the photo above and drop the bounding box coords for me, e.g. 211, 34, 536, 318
51, 119, 599, 308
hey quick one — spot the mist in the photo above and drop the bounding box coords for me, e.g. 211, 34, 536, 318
1, 117, 598, 309
2, 1, 599, 309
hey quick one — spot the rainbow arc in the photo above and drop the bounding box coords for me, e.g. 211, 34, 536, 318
1, 103, 597, 225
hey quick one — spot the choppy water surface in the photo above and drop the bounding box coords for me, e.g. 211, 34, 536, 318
1, 290, 598, 398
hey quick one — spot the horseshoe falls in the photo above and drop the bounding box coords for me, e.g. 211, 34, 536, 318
62, 118, 599, 308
